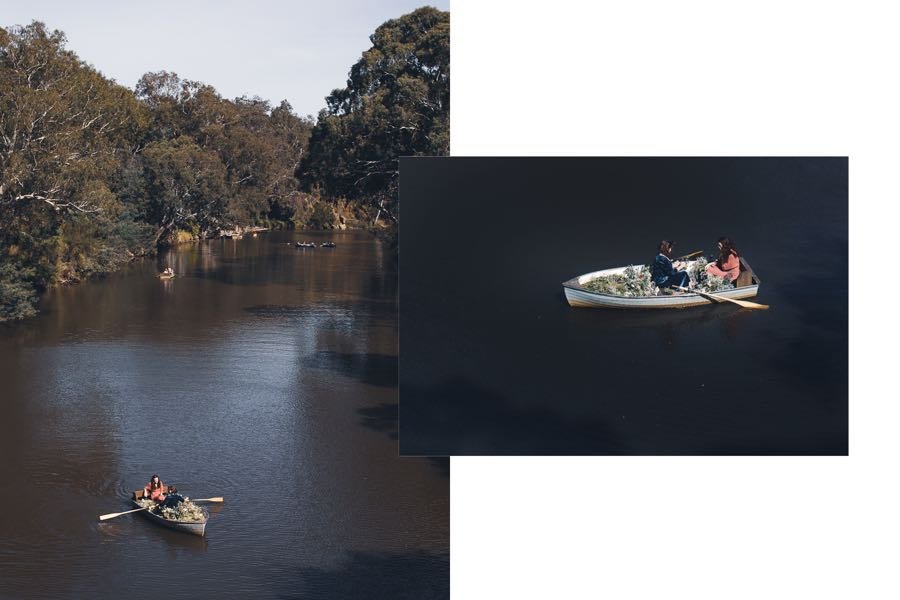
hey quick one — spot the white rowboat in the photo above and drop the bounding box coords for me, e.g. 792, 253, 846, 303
131, 492, 208, 536
562, 257, 761, 309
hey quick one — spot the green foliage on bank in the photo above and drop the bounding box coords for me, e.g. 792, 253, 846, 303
0, 263, 37, 321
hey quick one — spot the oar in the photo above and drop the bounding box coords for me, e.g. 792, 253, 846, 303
676, 250, 704, 260
99, 496, 222, 521
99, 506, 151, 521
674, 286, 769, 310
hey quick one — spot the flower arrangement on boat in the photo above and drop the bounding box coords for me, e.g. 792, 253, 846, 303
136, 497, 207, 522
582, 258, 732, 297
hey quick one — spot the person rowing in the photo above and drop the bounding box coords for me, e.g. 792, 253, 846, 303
651, 240, 691, 290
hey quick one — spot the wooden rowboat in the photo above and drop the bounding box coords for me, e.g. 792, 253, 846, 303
131, 493, 208, 536
157, 272, 175, 280
563, 257, 761, 309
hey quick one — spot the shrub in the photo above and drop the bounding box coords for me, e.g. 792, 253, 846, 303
0, 263, 38, 322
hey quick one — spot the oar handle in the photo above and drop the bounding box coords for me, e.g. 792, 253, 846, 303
674, 284, 714, 296
676, 250, 704, 260
675, 285, 723, 301
99, 496, 223, 520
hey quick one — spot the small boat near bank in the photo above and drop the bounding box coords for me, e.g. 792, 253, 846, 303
562, 257, 761, 309
131, 494, 208, 537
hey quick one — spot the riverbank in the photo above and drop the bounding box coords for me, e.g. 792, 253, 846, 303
160, 196, 371, 245
0, 213, 386, 324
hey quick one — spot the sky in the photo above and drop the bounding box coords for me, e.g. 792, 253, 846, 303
2, 0, 449, 118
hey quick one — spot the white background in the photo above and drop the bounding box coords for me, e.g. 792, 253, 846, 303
449, 1, 899, 598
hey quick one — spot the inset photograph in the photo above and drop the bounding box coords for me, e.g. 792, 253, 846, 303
400, 157, 848, 455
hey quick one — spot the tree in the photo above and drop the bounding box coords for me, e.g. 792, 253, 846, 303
1, 22, 148, 317
1, 22, 145, 216
140, 136, 229, 242
299, 6, 450, 223
267, 100, 314, 219
133, 73, 316, 230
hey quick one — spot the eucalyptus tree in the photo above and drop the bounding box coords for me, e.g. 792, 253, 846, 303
0, 22, 145, 217
0, 22, 146, 317
133, 72, 315, 231
139, 136, 229, 242
299, 6, 450, 223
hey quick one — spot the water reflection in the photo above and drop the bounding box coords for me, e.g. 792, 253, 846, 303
358, 402, 400, 441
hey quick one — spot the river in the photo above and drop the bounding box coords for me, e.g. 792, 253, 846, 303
0, 230, 448, 599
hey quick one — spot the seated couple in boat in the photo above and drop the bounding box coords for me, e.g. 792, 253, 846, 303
652, 238, 742, 290
143, 474, 185, 509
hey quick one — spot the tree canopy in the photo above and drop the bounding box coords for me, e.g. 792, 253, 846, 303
299, 6, 450, 222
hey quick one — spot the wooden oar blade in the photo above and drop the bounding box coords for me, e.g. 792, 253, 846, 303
733, 298, 769, 310
674, 286, 768, 310
193, 497, 224, 503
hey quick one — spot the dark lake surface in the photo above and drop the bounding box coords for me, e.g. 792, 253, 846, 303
0, 231, 448, 599
400, 157, 848, 455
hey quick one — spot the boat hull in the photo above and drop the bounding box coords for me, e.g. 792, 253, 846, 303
132, 500, 207, 536
563, 258, 761, 309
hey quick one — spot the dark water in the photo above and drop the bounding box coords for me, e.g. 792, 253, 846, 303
400, 157, 848, 455
0, 231, 448, 599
